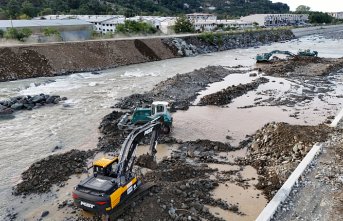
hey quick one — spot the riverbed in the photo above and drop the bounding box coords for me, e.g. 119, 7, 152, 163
1, 35, 343, 219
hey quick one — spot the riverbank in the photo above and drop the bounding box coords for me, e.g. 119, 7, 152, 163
0, 29, 293, 82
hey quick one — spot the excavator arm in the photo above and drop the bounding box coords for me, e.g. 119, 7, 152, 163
116, 117, 162, 180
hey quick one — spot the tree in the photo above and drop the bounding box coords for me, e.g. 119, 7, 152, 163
309, 12, 333, 24
7, 0, 20, 18
296, 5, 311, 12
173, 16, 194, 33
40, 8, 53, 16
21, 1, 36, 18
0, 29, 4, 38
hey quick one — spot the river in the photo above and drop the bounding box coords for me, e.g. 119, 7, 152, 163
1, 35, 343, 219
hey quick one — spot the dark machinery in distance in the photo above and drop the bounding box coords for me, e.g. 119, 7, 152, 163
72, 117, 163, 219
256, 49, 318, 62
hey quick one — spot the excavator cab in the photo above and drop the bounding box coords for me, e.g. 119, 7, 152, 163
92, 157, 119, 177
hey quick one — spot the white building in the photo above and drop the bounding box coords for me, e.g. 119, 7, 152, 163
328, 12, 343, 19
35, 15, 126, 34
217, 20, 253, 29
240, 14, 309, 27
0, 19, 93, 41
187, 13, 217, 32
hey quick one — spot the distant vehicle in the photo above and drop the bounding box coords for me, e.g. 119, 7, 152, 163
256, 49, 318, 62
118, 101, 173, 134
256, 50, 295, 62
297, 49, 318, 57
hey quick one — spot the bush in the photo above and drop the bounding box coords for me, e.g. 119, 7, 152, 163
0, 29, 4, 38
4, 28, 32, 41
43, 27, 60, 37
116, 20, 157, 34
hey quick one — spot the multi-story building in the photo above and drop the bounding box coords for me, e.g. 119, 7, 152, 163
240, 14, 309, 27
328, 12, 343, 19
187, 13, 217, 32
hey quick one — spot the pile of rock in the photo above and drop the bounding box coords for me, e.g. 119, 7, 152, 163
243, 122, 334, 200
0, 94, 67, 115
118, 158, 238, 221
199, 77, 269, 106
164, 38, 198, 57
14, 149, 94, 195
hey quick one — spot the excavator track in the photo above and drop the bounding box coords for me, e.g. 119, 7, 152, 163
104, 182, 156, 221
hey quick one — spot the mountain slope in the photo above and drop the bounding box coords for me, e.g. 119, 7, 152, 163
0, 0, 289, 19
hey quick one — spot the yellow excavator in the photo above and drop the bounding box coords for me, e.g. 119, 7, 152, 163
72, 117, 163, 220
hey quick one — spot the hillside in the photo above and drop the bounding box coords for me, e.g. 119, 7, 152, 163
0, 0, 289, 19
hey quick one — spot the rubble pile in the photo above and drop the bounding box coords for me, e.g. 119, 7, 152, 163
15, 150, 94, 195
199, 77, 269, 106
258, 56, 343, 77
241, 122, 334, 200
119, 158, 240, 221
97, 110, 126, 152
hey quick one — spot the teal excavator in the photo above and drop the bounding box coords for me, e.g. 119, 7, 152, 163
256, 49, 318, 62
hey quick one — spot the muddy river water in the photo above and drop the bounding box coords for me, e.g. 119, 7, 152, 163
1, 35, 343, 220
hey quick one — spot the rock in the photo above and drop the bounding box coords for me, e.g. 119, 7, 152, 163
32, 95, 44, 103
249, 73, 257, 77
41, 210, 49, 218
11, 103, 23, 110
0, 107, 14, 115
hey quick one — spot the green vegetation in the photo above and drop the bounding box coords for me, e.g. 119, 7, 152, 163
0, 29, 4, 38
309, 12, 334, 24
0, 0, 290, 19
116, 20, 157, 34
296, 5, 310, 12
43, 27, 59, 36
174, 16, 194, 33
3, 28, 32, 41
293, 5, 334, 24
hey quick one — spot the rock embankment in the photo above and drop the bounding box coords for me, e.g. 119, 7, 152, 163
0, 94, 67, 116
0, 29, 294, 82
199, 77, 269, 106
165, 29, 294, 57
238, 122, 334, 200
14, 150, 94, 195
115, 66, 246, 111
